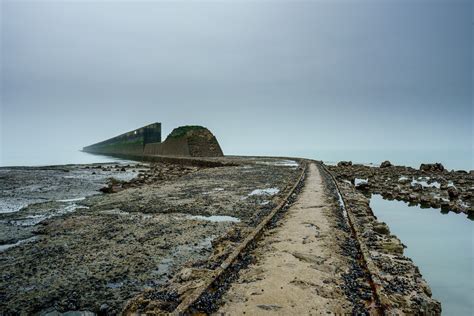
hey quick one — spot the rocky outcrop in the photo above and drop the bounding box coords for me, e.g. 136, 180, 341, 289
332, 179, 442, 315
380, 160, 392, 168
328, 162, 473, 216
337, 161, 352, 167
420, 163, 445, 172
143, 126, 223, 157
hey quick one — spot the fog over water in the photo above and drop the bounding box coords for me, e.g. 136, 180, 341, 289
1, 0, 472, 168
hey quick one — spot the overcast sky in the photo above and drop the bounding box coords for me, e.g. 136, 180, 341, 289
1, 0, 472, 163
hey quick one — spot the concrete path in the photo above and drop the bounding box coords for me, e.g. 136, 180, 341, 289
218, 163, 352, 315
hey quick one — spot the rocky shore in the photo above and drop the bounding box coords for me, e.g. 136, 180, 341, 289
1, 157, 466, 314
321, 164, 442, 314
0, 157, 301, 314
328, 161, 473, 217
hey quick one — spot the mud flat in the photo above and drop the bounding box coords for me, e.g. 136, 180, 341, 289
0, 157, 301, 314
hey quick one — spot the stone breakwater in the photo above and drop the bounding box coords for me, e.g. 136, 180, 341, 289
320, 163, 442, 314
328, 161, 473, 217
0, 158, 456, 314
123, 161, 307, 315
0, 157, 301, 315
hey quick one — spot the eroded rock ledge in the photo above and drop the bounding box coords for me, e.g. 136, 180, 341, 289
328, 161, 473, 217
320, 163, 442, 314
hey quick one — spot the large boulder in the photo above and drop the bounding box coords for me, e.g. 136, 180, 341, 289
411, 183, 423, 192
420, 163, 445, 172
447, 186, 459, 200
337, 161, 353, 167
380, 160, 393, 168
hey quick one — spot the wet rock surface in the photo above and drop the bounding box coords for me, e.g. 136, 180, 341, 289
328, 162, 473, 217
318, 164, 377, 314
325, 166, 442, 314
0, 163, 143, 245
123, 161, 306, 315
0, 157, 300, 314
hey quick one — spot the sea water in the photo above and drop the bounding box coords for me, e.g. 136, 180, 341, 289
370, 194, 473, 315
1, 149, 126, 167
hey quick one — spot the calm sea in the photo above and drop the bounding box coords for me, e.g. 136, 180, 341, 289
0, 150, 125, 167
308, 149, 472, 171
370, 195, 473, 315
1, 148, 472, 171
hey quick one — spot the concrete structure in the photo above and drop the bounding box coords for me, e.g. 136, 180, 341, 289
83, 123, 223, 157
83, 123, 162, 155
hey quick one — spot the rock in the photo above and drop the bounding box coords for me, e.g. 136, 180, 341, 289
380, 160, 392, 168
100, 303, 109, 313
398, 177, 411, 185
419, 163, 444, 172
373, 223, 390, 235
447, 187, 459, 199
420, 195, 430, 204
411, 183, 423, 192
440, 200, 450, 209
409, 194, 419, 202
337, 161, 353, 167
355, 182, 370, 190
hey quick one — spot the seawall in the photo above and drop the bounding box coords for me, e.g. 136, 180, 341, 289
83, 124, 223, 158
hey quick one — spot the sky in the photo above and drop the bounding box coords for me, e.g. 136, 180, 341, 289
1, 0, 472, 166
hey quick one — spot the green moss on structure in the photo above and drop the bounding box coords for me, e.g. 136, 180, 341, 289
167, 125, 206, 139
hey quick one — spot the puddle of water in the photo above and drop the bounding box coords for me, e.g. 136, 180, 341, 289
203, 188, 225, 195
0, 236, 38, 252
249, 188, 280, 196
355, 178, 368, 185
42, 310, 95, 316
151, 236, 215, 285
10, 204, 88, 226
0, 200, 34, 214
106, 281, 124, 289
152, 257, 173, 283
335, 187, 349, 220
369, 194, 473, 315
100, 209, 130, 216
56, 197, 86, 202
256, 160, 299, 167
188, 215, 240, 223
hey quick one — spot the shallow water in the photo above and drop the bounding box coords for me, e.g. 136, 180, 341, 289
0, 164, 138, 214
0, 236, 38, 253
189, 215, 241, 223
370, 194, 473, 315
248, 188, 280, 196
1, 149, 126, 167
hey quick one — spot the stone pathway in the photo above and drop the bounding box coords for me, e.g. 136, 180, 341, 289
218, 163, 353, 314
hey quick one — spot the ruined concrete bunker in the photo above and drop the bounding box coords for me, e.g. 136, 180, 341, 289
83, 123, 223, 157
